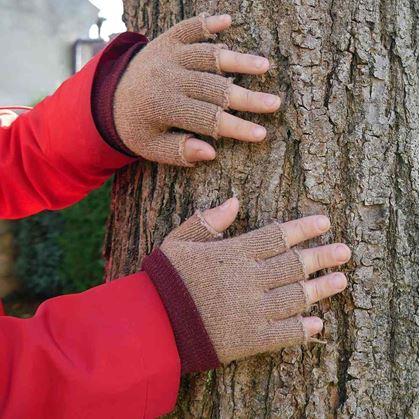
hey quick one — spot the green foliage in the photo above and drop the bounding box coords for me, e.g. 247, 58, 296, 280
14, 212, 64, 296
14, 182, 111, 297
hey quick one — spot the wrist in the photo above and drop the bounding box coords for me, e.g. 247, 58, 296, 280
91, 32, 148, 157
142, 248, 220, 374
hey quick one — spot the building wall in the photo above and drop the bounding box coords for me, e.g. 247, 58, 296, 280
0, 0, 98, 106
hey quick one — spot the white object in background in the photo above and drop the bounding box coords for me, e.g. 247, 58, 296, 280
0, 106, 32, 127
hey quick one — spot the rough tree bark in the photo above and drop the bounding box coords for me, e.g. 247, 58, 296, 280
0, 221, 18, 297
104, 1, 418, 417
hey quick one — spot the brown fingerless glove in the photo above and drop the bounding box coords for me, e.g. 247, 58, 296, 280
114, 14, 232, 166
142, 212, 310, 374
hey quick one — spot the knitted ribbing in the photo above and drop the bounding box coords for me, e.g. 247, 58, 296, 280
114, 14, 232, 166
159, 212, 309, 364
142, 248, 220, 374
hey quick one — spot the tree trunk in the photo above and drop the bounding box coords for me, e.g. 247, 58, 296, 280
105, 1, 418, 417
0, 221, 19, 297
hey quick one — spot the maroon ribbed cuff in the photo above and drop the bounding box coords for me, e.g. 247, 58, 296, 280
91, 32, 148, 157
142, 248, 220, 375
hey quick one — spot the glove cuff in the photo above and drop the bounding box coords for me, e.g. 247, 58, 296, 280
91, 32, 148, 157
142, 248, 220, 374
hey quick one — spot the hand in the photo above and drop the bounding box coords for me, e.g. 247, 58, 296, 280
142, 198, 351, 373
114, 14, 281, 166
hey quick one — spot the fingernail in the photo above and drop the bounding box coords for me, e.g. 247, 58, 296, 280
220, 199, 232, 210
253, 126, 266, 140
255, 58, 268, 69
335, 244, 350, 262
314, 317, 324, 331
331, 273, 347, 291
220, 14, 231, 21
316, 216, 330, 231
264, 95, 280, 107
197, 149, 215, 160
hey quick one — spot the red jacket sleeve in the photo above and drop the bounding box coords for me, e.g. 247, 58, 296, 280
0, 36, 139, 220
0, 272, 181, 418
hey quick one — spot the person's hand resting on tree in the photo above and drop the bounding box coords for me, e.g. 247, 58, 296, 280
114, 14, 281, 166
142, 197, 351, 374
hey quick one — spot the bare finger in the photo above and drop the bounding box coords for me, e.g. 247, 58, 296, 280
184, 138, 216, 162
202, 197, 240, 233
205, 14, 232, 34
165, 14, 231, 44
218, 112, 267, 142
219, 49, 270, 74
280, 215, 331, 248
299, 244, 351, 275
303, 272, 348, 305
301, 316, 324, 337
228, 84, 281, 113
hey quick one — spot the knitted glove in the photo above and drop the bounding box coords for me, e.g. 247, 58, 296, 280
142, 211, 310, 374
114, 14, 232, 166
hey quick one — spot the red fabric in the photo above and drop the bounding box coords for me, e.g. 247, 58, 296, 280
0, 273, 181, 418
0, 34, 137, 219
143, 248, 220, 374
0, 34, 182, 417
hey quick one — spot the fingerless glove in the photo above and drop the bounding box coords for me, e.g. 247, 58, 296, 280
142, 211, 310, 374
114, 14, 233, 166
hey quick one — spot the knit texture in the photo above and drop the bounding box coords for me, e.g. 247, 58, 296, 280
114, 14, 233, 166
150, 212, 309, 368
92, 32, 148, 157
142, 248, 220, 374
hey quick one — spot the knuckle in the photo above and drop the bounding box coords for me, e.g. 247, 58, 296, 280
234, 51, 242, 65
245, 89, 252, 107
312, 281, 323, 302
247, 54, 256, 67
296, 219, 307, 239
233, 117, 243, 132
315, 250, 324, 270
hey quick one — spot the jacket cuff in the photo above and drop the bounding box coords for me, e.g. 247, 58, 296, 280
142, 249, 220, 374
92, 32, 148, 157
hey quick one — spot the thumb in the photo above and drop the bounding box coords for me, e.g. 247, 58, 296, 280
202, 197, 239, 233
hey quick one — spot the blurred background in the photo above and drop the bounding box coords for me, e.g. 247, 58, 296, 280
0, 0, 126, 314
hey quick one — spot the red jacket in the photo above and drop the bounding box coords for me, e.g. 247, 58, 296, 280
0, 35, 180, 418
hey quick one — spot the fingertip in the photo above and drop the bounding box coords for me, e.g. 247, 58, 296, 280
203, 197, 239, 233
335, 244, 351, 263
221, 196, 239, 213
254, 57, 270, 73
220, 14, 232, 24
330, 272, 348, 292
205, 14, 232, 33
316, 215, 331, 232
261, 93, 281, 111
302, 316, 324, 336
252, 126, 267, 141
184, 138, 216, 162
198, 146, 216, 161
